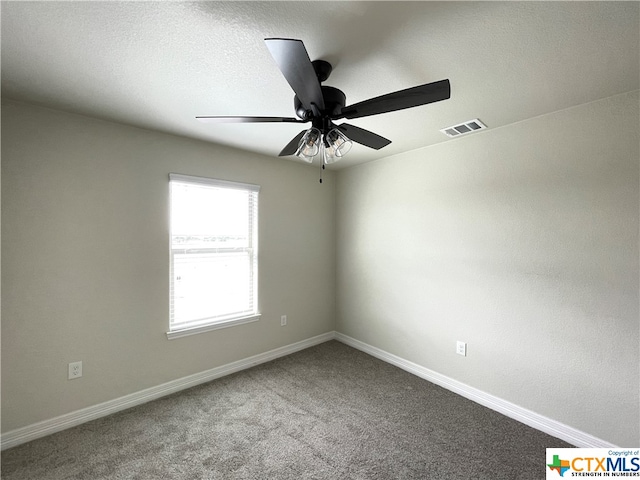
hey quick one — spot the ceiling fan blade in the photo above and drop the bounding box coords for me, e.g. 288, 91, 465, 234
337, 123, 391, 150
279, 130, 307, 157
338, 79, 450, 120
196, 116, 304, 123
264, 38, 325, 113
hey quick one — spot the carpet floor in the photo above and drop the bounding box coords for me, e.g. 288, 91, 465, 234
1, 340, 571, 479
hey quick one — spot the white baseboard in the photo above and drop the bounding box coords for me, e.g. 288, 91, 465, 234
2, 330, 617, 451
0, 332, 335, 451
334, 332, 618, 448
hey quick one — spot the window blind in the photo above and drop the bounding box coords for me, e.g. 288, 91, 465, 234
169, 174, 259, 333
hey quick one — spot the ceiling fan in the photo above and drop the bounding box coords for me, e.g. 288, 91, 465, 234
197, 38, 450, 165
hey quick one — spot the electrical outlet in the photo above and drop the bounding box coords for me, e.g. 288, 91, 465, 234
280, 315, 287, 326
456, 341, 467, 357
68, 361, 83, 379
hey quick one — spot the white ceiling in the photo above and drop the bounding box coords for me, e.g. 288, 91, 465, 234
2, 1, 638, 169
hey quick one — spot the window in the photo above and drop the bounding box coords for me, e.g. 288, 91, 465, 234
168, 174, 260, 339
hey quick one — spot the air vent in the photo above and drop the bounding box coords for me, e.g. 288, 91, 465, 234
440, 119, 487, 138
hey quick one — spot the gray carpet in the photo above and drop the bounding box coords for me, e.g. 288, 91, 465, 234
1, 341, 571, 479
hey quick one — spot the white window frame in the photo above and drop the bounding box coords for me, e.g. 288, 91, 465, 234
167, 173, 260, 339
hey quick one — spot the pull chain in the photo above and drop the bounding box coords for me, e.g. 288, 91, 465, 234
319, 163, 325, 184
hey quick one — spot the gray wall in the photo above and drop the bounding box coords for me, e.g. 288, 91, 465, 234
336, 91, 639, 447
3, 91, 638, 447
1, 100, 336, 432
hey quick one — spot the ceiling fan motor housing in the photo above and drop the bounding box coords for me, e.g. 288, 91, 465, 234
294, 86, 346, 124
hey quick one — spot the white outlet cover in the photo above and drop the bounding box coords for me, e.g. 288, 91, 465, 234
456, 341, 467, 356
68, 361, 83, 379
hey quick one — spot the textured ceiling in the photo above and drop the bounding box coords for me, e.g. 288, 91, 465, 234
2, 2, 638, 169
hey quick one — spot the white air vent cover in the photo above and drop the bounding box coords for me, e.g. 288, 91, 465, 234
440, 119, 487, 138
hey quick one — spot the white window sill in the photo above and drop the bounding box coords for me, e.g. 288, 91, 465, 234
166, 314, 261, 340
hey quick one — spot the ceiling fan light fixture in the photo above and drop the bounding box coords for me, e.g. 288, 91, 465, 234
323, 128, 352, 164
295, 127, 321, 162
